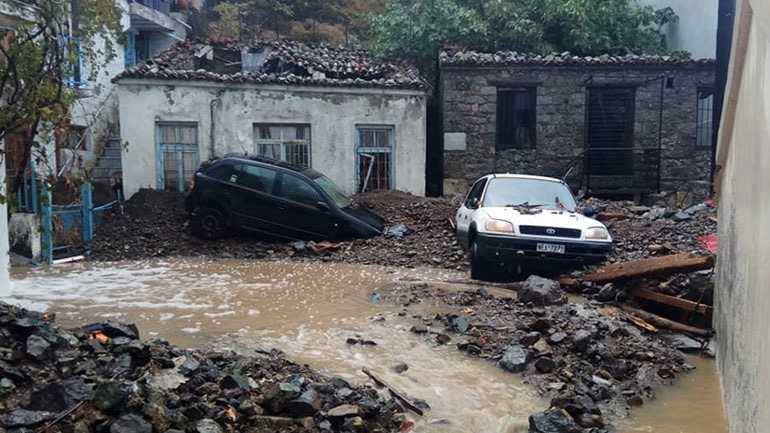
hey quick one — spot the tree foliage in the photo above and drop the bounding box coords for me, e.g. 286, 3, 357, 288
368, 0, 680, 73
0, 0, 122, 190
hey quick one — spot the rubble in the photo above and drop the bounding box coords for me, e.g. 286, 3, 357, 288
384, 284, 697, 428
0, 302, 408, 433
88, 190, 467, 270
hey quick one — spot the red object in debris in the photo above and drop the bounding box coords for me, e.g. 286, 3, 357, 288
399, 421, 415, 433
704, 197, 716, 208
89, 331, 109, 343
699, 235, 718, 254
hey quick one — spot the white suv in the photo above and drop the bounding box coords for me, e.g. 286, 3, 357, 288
455, 174, 612, 279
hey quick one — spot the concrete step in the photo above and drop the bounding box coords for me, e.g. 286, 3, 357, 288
95, 157, 122, 169
91, 167, 121, 178
106, 137, 122, 148
103, 147, 122, 158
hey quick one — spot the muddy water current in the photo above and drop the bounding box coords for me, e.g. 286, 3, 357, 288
6, 259, 726, 433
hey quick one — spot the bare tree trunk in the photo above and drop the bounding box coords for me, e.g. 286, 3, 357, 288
12, 116, 40, 194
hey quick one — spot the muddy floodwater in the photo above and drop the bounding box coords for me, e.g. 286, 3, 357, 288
7, 259, 726, 433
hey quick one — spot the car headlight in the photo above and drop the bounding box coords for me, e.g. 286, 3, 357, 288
485, 219, 514, 233
585, 226, 610, 240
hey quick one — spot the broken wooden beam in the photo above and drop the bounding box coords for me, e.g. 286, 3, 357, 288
596, 211, 627, 222
617, 304, 713, 337
584, 253, 714, 284
632, 288, 712, 315
362, 367, 425, 416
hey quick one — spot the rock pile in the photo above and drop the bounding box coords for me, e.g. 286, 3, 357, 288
389, 284, 692, 431
0, 302, 406, 433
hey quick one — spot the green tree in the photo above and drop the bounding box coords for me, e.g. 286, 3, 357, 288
0, 0, 122, 193
369, 0, 679, 75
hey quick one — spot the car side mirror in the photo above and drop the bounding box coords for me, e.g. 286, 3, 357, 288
468, 198, 480, 209
581, 206, 596, 218
316, 201, 331, 212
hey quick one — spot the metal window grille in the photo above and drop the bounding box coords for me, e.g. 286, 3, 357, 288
356, 126, 394, 192
157, 123, 199, 192
696, 88, 714, 148
253, 124, 311, 168
497, 88, 536, 149
585, 87, 636, 176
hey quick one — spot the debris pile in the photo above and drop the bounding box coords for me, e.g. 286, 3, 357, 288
0, 302, 408, 433
387, 283, 694, 430
88, 189, 467, 270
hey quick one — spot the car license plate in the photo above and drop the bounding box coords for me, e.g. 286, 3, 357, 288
537, 243, 565, 254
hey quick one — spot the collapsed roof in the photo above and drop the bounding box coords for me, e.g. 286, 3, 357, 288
439, 49, 715, 68
115, 39, 428, 90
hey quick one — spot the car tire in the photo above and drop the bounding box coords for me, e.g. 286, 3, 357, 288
191, 207, 227, 240
470, 239, 496, 281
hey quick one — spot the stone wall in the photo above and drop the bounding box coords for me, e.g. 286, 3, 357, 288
441, 64, 715, 197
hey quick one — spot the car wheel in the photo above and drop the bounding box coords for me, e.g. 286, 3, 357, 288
470, 239, 495, 281
192, 207, 227, 240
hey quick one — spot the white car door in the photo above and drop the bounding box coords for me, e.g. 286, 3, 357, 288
456, 178, 487, 247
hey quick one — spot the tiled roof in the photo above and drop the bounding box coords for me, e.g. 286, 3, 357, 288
115, 39, 428, 91
439, 49, 715, 67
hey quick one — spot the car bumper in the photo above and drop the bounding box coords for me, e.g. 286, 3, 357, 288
475, 233, 611, 264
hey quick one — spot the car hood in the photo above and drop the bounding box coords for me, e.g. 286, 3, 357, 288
345, 206, 386, 231
482, 207, 609, 233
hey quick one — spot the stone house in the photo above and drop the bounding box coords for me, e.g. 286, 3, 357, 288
440, 49, 716, 198
113, 40, 428, 198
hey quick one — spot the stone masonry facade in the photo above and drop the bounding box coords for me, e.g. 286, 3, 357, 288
440, 50, 716, 199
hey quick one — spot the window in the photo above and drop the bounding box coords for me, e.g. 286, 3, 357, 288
232, 164, 276, 194
254, 124, 311, 168
696, 88, 714, 148
62, 36, 86, 87
464, 178, 487, 208
356, 126, 395, 192
497, 88, 536, 149
157, 123, 199, 192
279, 174, 322, 206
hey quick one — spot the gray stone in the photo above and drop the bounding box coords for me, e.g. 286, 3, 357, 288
528, 409, 582, 433
328, 404, 361, 418
27, 379, 93, 413
517, 276, 565, 306
572, 330, 593, 352
148, 369, 188, 391
522, 331, 541, 346
673, 212, 692, 222
220, 374, 249, 391
595, 283, 619, 302
548, 332, 568, 345
535, 357, 557, 373
194, 419, 223, 433
410, 324, 428, 334
263, 382, 301, 413
391, 363, 409, 374
110, 414, 152, 433
288, 389, 323, 417
0, 409, 57, 428
451, 315, 471, 333
499, 345, 530, 373
91, 381, 128, 413
26, 334, 50, 358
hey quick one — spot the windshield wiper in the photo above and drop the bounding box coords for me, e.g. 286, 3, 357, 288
507, 202, 546, 208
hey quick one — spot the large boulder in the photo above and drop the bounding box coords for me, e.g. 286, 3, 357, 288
517, 276, 565, 306
528, 409, 583, 433
499, 345, 531, 373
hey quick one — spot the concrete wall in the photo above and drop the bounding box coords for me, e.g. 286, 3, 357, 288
714, 1, 770, 432
441, 64, 715, 196
8, 213, 40, 261
117, 80, 427, 197
636, 0, 719, 59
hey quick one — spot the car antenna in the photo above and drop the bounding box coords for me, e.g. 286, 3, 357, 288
562, 166, 574, 181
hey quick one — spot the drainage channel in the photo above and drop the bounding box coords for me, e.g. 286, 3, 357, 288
7, 259, 726, 433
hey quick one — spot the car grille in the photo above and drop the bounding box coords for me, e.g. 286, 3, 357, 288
519, 225, 582, 239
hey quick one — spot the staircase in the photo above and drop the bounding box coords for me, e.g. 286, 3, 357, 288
90, 136, 122, 185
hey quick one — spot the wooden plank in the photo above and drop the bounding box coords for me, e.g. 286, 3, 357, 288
584, 253, 715, 284
618, 304, 713, 337
362, 368, 425, 416
597, 211, 627, 222
633, 288, 712, 315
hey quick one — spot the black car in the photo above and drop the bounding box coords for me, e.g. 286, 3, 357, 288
184, 155, 385, 240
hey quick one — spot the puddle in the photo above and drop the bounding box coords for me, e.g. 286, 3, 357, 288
6, 258, 727, 433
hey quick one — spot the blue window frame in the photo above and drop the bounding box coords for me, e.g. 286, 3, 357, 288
61, 36, 87, 87
156, 122, 199, 192
124, 33, 136, 68
355, 125, 395, 192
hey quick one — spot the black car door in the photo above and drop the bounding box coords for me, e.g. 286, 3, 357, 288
272, 172, 338, 240
227, 164, 283, 235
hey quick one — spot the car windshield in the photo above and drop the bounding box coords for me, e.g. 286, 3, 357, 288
482, 177, 577, 212
311, 174, 352, 208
